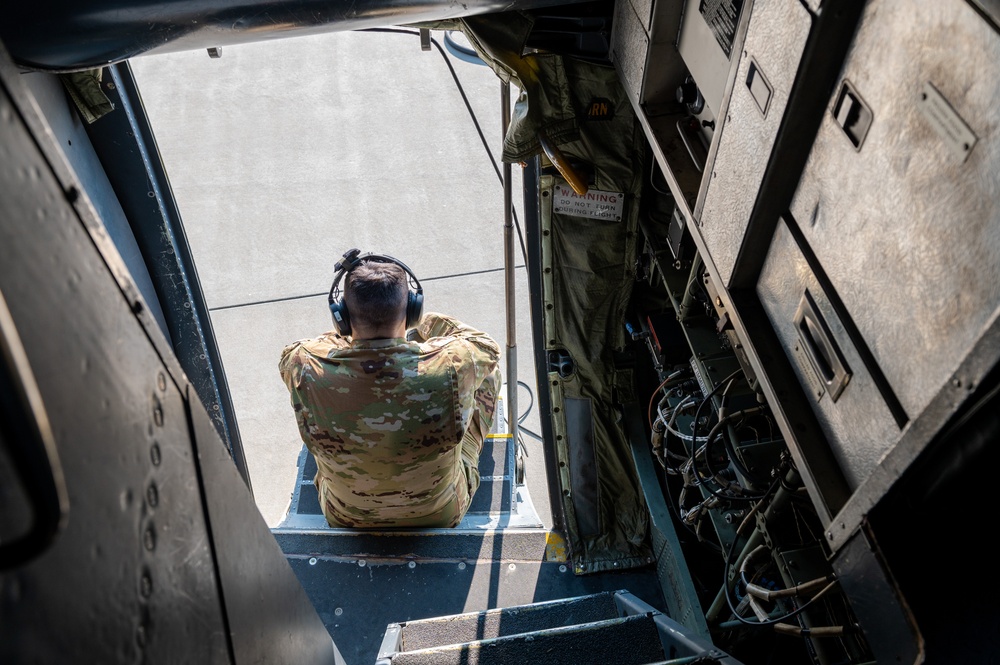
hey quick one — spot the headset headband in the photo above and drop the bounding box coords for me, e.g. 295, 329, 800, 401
328, 249, 422, 304
328, 248, 424, 335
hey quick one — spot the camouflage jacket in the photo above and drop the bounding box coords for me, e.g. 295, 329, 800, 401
278, 312, 501, 528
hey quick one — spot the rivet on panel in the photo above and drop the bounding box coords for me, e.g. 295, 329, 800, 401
120, 489, 134, 512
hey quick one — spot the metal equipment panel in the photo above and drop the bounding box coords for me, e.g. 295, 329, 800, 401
611, 0, 687, 113
612, 0, 653, 110
788, 0, 1000, 420
700, 0, 811, 284
757, 218, 899, 493
676, 0, 739, 116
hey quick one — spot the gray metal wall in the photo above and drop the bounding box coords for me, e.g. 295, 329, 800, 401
0, 43, 338, 665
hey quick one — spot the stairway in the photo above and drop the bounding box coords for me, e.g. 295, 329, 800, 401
375, 590, 743, 665
270, 396, 704, 665
273, 394, 581, 664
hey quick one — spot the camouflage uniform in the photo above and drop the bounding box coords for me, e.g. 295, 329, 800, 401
279, 312, 502, 528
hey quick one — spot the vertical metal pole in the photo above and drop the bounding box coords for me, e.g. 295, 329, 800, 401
501, 81, 518, 449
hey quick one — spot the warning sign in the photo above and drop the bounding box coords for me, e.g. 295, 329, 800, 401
551, 185, 625, 221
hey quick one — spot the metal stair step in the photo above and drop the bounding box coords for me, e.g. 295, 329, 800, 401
384, 614, 663, 665
397, 592, 621, 651
466, 475, 511, 514
294, 480, 322, 515
477, 435, 513, 477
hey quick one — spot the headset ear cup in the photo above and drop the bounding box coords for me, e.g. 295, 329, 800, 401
330, 299, 352, 336
406, 291, 423, 329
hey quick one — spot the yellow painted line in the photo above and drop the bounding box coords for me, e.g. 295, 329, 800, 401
544, 531, 568, 562
486, 433, 513, 439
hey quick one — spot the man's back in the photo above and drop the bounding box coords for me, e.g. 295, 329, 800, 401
280, 312, 501, 528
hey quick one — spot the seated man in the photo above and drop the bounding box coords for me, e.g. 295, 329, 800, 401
278, 249, 501, 528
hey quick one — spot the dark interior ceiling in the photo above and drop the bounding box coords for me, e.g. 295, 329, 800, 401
3, 0, 591, 72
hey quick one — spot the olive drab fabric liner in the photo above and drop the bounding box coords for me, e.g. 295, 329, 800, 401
59, 69, 115, 124
421, 12, 653, 572
459, 13, 580, 164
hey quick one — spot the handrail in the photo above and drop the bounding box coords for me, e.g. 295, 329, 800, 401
502, 80, 520, 454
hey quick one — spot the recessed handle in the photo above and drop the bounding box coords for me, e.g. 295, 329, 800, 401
793, 290, 851, 402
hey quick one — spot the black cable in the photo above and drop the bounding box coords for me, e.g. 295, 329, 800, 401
720, 470, 835, 627
361, 27, 529, 265
516, 380, 542, 442
517, 379, 535, 423
662, 465, 723, 554
701, 417, 730, 482
700, 415, 769, 502
209, 264, 526, 312
688, 369, 743, 458
722, 416, 770, 488
656, 391, 696, 476
696, 373, 769, 498
690, 375, 739, 480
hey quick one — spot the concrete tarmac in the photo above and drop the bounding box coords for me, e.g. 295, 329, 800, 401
130, 28, 549, 529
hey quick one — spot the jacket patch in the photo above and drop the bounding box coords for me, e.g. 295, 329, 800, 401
585, 97, 614, 121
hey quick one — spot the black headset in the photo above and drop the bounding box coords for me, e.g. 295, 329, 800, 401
327, 248, 424, 336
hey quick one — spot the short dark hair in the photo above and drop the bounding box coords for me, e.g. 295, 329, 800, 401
344, 260, 408, 329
